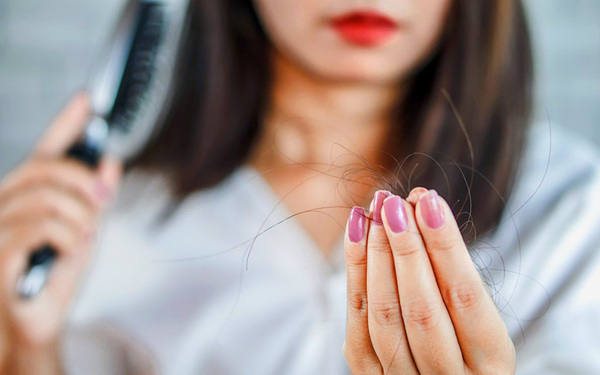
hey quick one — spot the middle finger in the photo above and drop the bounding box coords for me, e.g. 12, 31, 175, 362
381, 194, 463, 374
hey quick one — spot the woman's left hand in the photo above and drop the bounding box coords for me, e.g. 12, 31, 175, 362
343, 188, 515, 374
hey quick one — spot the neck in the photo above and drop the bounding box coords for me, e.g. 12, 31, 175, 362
250, 50, 400, 172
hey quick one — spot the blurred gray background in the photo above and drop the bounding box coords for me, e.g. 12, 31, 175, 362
0, 0, 599, 176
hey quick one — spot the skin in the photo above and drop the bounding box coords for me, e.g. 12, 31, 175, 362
0, 0, 515, 373
248, 0, 452, 256
343, 189, 515, 373
0, 94, 122, 374
251, 0, 516, 373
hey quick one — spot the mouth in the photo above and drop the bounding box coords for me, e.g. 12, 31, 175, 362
330, 10, 399, 47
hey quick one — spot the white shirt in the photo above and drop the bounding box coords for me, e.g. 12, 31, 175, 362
61, 122, 600, 374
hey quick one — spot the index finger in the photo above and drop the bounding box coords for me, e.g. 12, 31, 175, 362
34, 93, 90, 158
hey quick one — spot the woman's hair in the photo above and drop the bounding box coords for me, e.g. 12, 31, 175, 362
130, 0, 533, 243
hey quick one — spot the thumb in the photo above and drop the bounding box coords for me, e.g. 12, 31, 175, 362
34, 92, 90, 157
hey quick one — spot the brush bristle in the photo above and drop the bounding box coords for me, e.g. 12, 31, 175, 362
109, 2, 166, 134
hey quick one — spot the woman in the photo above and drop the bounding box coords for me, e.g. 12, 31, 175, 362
1, 0, 599, 373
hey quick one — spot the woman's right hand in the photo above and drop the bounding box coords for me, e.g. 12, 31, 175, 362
0, 94, 122, 374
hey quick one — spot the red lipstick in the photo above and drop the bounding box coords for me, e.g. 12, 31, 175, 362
330, 10, 398, 46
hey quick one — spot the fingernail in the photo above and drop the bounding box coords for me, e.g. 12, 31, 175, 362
94, 180, 113, 203
419, 190, 445, 229
383, 196, 408, 233
348, 207, 366, 243
371, 190, 391, 226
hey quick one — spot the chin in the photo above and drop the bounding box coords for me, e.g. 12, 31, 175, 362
294, 49, 408, 85
317, 69, 400, 85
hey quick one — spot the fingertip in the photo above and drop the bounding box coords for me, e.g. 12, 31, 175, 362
347, 206, 367, 244
416, 190, 446, 230
415, 191, 463, 243
35, 93, 93, 157
77, 91, 91, 112
406, 187, 429, 206
66, 91, 91, 118
381, 194, 409, 234
370, 190, 392, 226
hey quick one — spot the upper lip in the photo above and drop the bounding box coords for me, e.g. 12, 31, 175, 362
330, 9, 398, 28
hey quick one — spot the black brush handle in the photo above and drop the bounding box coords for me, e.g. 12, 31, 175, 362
16, 133, 102, 299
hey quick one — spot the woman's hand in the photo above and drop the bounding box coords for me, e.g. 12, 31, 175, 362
0, 94, 122, 374
343, 189, 515, 374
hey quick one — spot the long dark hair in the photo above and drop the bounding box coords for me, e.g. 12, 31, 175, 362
131, 0, 533, 243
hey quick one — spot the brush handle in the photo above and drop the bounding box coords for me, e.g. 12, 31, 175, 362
16, 117, 106, 299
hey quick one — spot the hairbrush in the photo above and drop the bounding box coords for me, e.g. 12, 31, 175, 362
17, 0, 190, 299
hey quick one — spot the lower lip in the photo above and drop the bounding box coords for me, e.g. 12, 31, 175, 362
331, 17, 398, 46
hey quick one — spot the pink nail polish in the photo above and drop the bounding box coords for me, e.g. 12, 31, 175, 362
371, 190, 391, 226
348, 207, 366, 243
383, 196, 408, 233
419, 190, 445, 229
